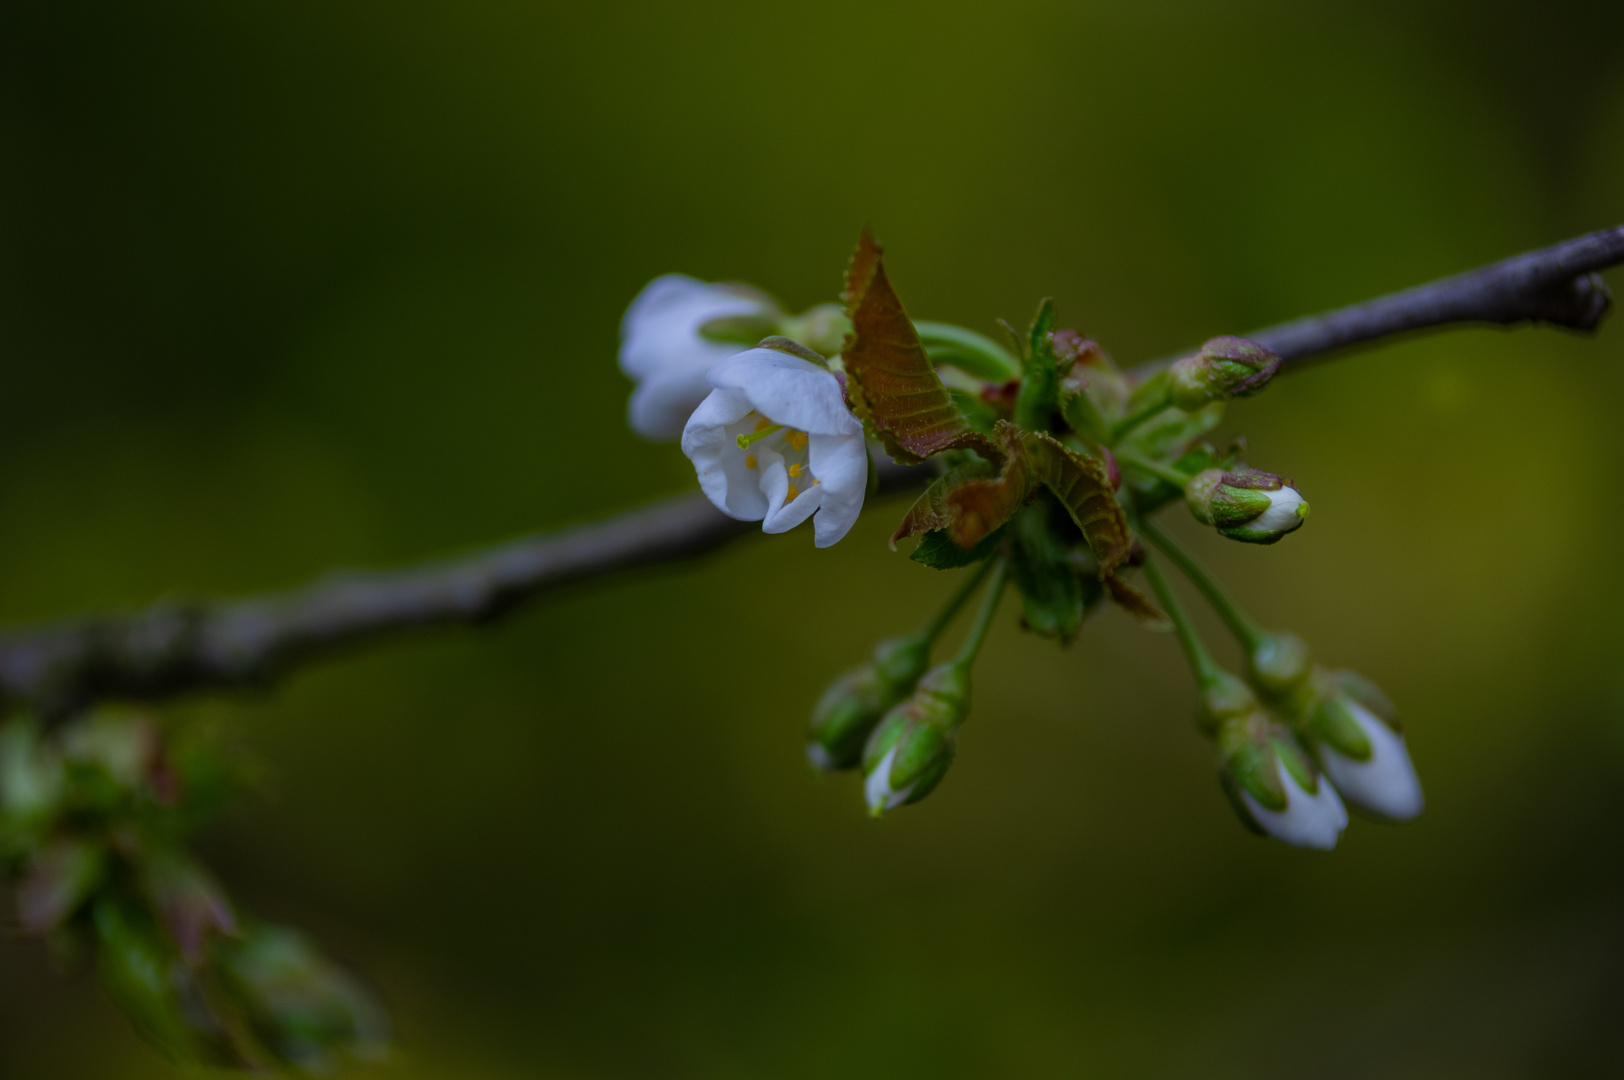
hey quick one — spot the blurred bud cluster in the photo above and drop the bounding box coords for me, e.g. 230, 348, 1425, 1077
621, 230, 1422, 846
0, 711, 389, 1072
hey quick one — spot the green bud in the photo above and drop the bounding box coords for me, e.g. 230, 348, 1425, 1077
94, 898, 200, 1064
861, 662, 971, 814
1185, 467, 1309, 544
1168, 336, 1281, 410
781, 302, 853, 359
807, 633, 932, 771
218, 923, 391, 1073
1245, 631, 1314, 704
0, 718, 65, 833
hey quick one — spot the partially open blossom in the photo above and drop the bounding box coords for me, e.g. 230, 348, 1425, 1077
1203, 675, 1347, 850
681, 347, 867, 548
1186, 467, 1309, 544
619, 275, 780, 440
1304, 685, 1423, 822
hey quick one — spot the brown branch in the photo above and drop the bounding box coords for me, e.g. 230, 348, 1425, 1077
1133, 225, 1621, 375
3, 226, 1621, 714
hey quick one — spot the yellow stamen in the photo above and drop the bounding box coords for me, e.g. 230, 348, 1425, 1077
754, 417, 774, 431
745, 455, 757, 469
813, 478, 821, 486
785, 484, 800, 502
785, 430, 808, 451
787, 462, 803, 478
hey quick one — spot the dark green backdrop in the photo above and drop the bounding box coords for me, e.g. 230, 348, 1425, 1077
3, 2, 1624, 1076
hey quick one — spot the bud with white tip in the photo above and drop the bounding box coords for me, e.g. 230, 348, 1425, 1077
860, 662, 970, 815
1185, 467, 1309, 544
806, 634, 931, 772
1200, 674, 1347, 850
1301, 672, 1423, 822
1168, 336, 1281, 410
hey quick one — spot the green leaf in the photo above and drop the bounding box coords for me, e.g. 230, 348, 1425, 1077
1009, 500, 1083, 644
910, 526, 1008, 569
1013, 298, 1059, 430
841, 231, 996, 465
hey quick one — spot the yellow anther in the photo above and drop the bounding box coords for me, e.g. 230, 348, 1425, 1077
787, 462, 803, 478
754, 417, 775, 431
785, 484, 800, 502
745, 455, 757, 469
813, 478, 822, 486
785, 430, 808, 451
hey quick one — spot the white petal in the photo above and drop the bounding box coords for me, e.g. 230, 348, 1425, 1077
1320, 703, 1424, 822
681, 388, 768, 521
1241, 760, 1348, 850
619, 275, 768, 380
864, 746, 917, 812
627, 368, 718, 441
808, 432, 868, 548
707, 349, 862, 437
760, 454, 823, 534
1252, 486, 1308, 535
806, 743, 839, 771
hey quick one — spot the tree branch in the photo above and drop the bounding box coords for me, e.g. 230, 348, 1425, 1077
1134, 225, 1621, 375
3, 226, 1621, 714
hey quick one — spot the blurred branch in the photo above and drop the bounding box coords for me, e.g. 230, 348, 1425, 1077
2, 226, 1620, 714
0, 462, 920, 717
1134, 224, 1622, 375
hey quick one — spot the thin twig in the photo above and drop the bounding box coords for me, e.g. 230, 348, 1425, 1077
3, 226, 1621, 713
1133, 225, 1621, 375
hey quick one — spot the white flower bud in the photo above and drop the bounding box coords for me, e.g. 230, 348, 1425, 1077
1314, 700, 1424, 822
1237, 756, 1348, 850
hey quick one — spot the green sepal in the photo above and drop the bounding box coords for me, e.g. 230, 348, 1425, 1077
1305, 695, 1374, 762
1013, 298, 1059, 430
1270, 735, 1319, 794
910, 526, 1007, 569
698, 312, 781, 347
1214, 712, 1288, 812
1009, 499, 1083, 644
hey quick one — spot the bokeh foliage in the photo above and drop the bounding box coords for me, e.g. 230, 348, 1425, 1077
3, 0, 1624, 1076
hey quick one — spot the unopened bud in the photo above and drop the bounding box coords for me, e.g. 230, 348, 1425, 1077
1168, 336, 1281, 410
860, 662, 970, 814
1214, 706, 1346, 850
780, 302, 853, 359
1185, 467, 1308, 544
807, 634, 931, 771
1245, 631, 1313, 703
1301, 673, 1422, 822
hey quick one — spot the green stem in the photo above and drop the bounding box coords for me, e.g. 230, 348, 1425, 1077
914, 321, 1022, 381
1115, 450, 1191, 490
1141, 557, 1222, 687
1109, 383, 1172, 441
1140, 517, 1264, 653
952, 557, 1010, 667
919, 558, 997, 645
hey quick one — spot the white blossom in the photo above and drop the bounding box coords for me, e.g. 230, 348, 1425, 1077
619, 275, 777, 440
1317, 702, 1424, 821
681, 348, 866, 548
1240, 758, 1348, 850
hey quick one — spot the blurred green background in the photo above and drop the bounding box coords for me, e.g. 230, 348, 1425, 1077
4, 1, 1624, 1076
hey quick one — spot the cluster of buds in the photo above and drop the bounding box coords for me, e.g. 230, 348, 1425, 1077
0, 712, 389, 1071
618, 230, 1422, 841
